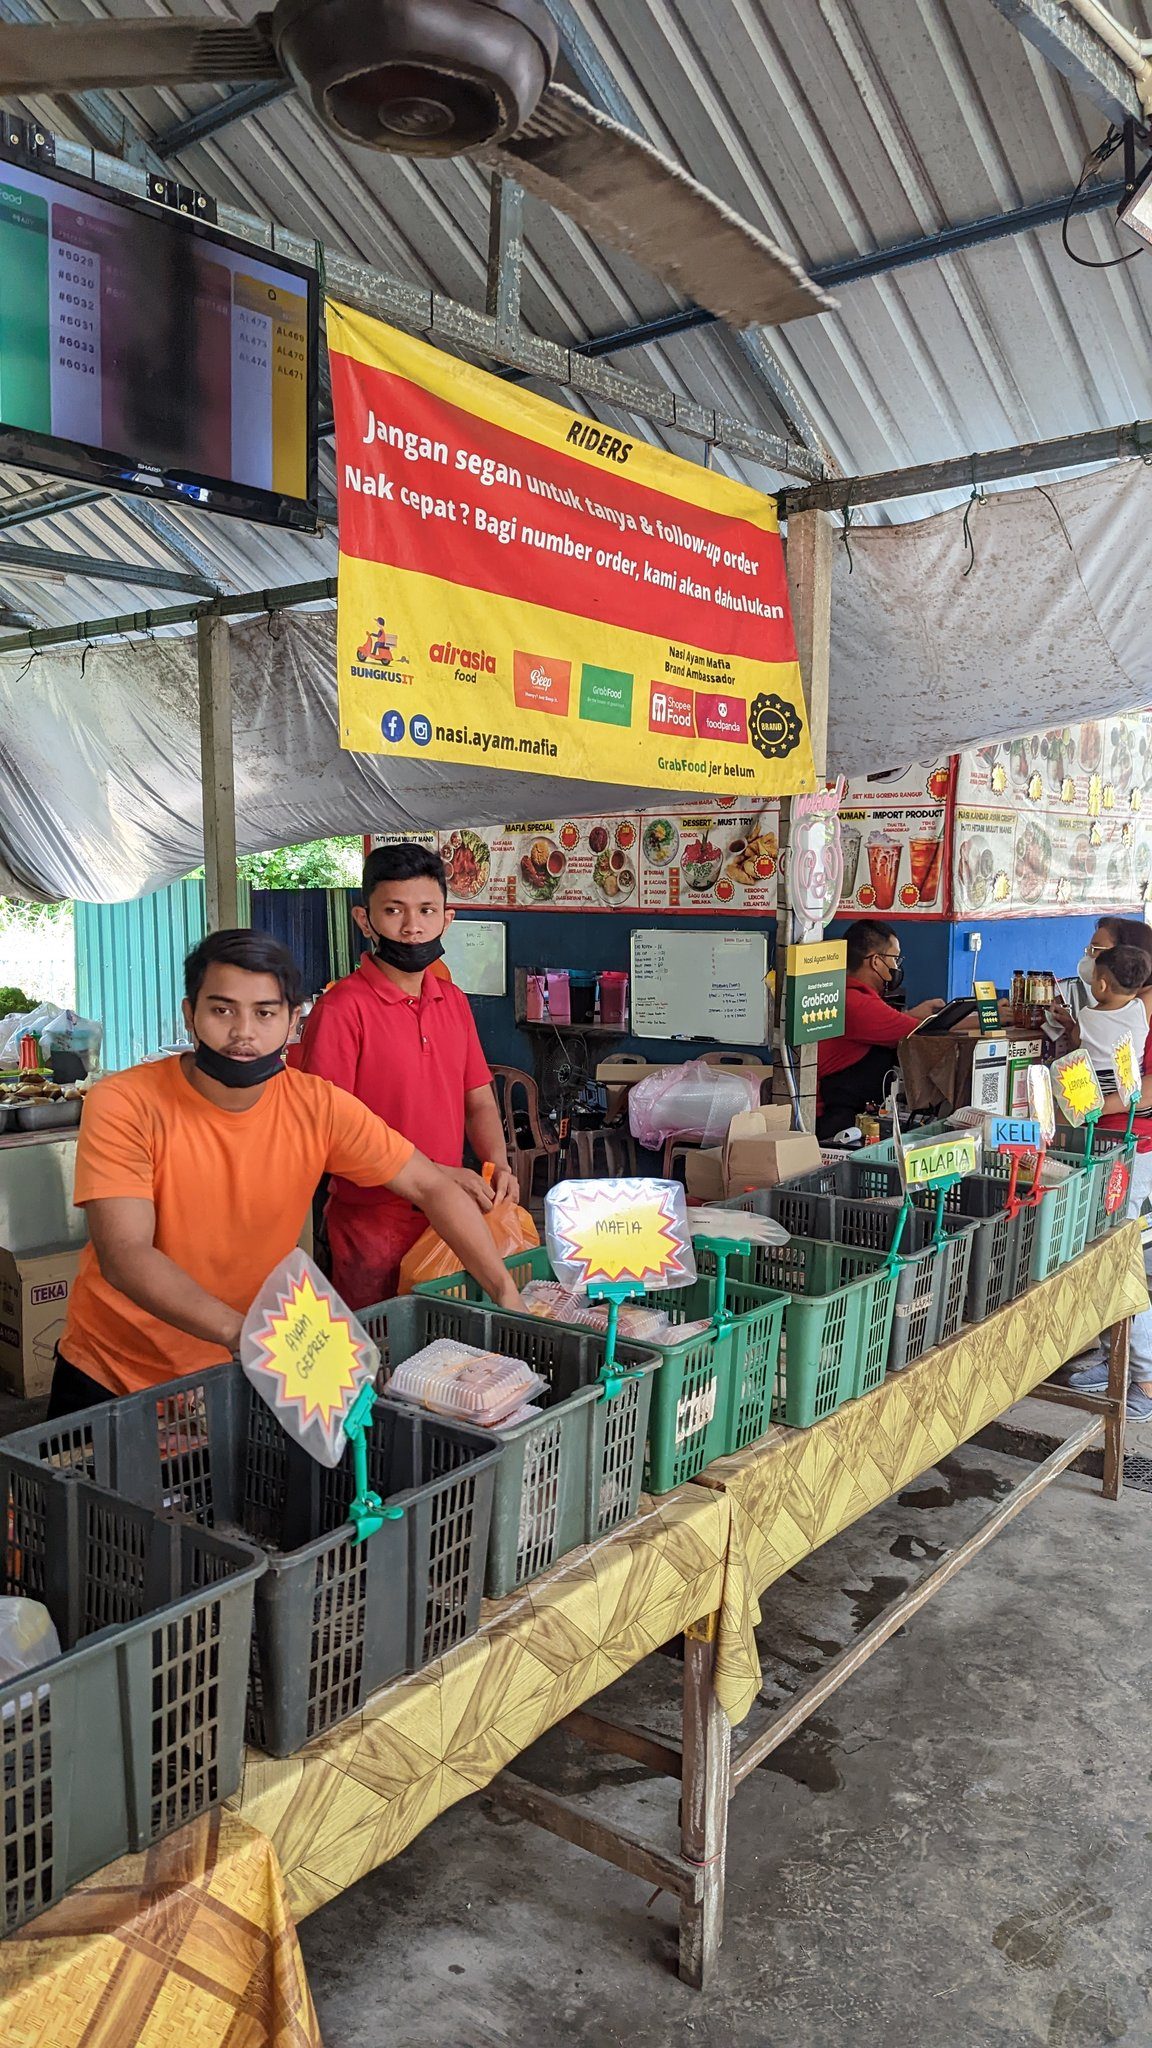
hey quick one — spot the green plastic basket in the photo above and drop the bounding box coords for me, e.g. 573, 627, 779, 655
698, 1236, 898, 1427
415, 1245, 787, 1494
725, 1186, 975, 1372
1053, 1129, 1132, 1243
362, 1294, 657, 1601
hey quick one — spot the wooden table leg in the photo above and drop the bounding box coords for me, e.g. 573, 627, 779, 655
1103, 1317, 1129, 1502
678, 1612, 731, 1989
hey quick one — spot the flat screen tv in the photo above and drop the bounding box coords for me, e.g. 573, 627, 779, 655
0, 148, 319, 530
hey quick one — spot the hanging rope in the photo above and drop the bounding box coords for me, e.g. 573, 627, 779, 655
841, 501, 855, 575
961, 459, 982, 578
79, 640, 93, 677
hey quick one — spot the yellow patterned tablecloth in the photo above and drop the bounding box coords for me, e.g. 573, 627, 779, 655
233, 1482, 759, 1919
699, 1220, 1149, 1598
0, 1810, 321, 2048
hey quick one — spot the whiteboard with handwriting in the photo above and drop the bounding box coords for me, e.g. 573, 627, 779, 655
629, 930, 769, 1045
441, 919, 506, 996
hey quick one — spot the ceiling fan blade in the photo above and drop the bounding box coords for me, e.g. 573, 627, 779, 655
485, 82, 834, 330
0, 15, 281, 95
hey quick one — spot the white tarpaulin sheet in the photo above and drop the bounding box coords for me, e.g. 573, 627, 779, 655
0, 461, 1145, 901
829, 460, 1146, 771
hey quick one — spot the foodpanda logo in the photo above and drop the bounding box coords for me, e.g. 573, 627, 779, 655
429, 639, 497, 682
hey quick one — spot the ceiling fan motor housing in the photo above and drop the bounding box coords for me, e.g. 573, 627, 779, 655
273, 0, 558, 152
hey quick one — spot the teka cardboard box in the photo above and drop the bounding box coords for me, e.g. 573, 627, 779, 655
684, 1147, 726, 1204
722, 1107, 822, 1194
0, 1245, 81, 1400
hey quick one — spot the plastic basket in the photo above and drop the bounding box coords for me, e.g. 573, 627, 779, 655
0, 1450, 262, 1934
730, 1185, 975, 1372
416, 1245, 786, 1493
698, 1235, 898, 1426
1, 1363, 499, 1758
1053, 1129, 1132, 1244
361, 1295, 657, 1602
903, 1171, 1024, 1319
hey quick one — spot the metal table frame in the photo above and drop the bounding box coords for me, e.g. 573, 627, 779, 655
495, 1315, 1130, 1986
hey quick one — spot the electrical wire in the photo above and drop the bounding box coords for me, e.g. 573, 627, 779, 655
1063, 125, 1143, 269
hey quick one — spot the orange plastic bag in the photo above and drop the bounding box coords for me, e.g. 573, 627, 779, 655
398, 1163, 539, 1294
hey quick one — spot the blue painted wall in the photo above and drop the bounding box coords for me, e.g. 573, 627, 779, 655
827, 913, 1102, 1009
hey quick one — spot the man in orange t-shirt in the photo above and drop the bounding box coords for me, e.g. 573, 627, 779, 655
50, 927, 522, 1414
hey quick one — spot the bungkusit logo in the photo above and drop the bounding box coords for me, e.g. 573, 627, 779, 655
353, 615, 412, 682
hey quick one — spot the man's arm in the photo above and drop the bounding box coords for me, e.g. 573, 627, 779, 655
388, 1152, 522, 1308
298, 990, 360, 1092
463, 1083, 516, 1205
86, 1197, 243, 1351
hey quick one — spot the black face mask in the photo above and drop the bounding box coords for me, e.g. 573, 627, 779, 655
882, 956, 905, 992
193, 1037, 289, 1089
367, 920, 445, 974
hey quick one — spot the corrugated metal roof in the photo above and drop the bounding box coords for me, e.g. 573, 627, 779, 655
4, 0, 1152, 633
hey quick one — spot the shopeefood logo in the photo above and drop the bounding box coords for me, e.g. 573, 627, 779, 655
749, 692, 803, 761
429, 638, 497, 680
353, 615, 412, 683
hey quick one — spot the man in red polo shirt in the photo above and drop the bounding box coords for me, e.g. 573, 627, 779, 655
300, 841, 515, 1307
816, 919, 945, 1141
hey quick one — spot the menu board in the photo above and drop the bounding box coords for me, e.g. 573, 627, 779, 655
436, 803, 780, 915
630, 929, 770, 1043
837, 764, 950, 919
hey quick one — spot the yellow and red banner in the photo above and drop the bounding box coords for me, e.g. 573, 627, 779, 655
328, 302, 815, 797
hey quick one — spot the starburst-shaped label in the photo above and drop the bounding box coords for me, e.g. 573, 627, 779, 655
241, 1250, 377, 1467
545, 1178, 696, 1291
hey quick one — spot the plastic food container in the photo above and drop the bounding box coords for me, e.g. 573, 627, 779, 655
386, 1338, 547, 1426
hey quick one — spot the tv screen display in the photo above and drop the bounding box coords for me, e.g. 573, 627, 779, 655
0, 150, 318, 529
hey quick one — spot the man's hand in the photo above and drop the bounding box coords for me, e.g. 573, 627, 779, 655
911, 998, 946, 1020
445, 1165, 496, 1210
490, 1163, 519, 1206
490, 1270, 524, 1313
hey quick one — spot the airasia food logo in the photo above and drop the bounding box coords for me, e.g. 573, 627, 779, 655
429, 639, 496, 676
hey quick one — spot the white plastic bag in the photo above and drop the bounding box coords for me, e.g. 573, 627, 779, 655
627, 1058, 761, 1150
0, 1596, 60, 1683
39, 1008, 103, 1072
0, 1003, 54, 1069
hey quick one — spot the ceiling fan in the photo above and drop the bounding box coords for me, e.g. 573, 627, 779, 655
0, 0, 835, 330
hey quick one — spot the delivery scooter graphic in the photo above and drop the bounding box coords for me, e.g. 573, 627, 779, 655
357, 616, 397, 664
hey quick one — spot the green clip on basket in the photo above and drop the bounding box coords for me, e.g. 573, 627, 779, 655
364, 1293, 658, 1601
413, 1243, 787, 1495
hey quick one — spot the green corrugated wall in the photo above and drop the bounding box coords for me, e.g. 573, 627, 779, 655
75, 880, 207, 1072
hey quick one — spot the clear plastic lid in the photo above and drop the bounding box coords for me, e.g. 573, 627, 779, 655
386, 1338, 547, 1426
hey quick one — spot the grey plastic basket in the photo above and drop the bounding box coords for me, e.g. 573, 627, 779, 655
724, 1185, 975, 1371
359, 1295, 658, 1603
0, 1450, 263, 1935
1, 1362, 500, 1758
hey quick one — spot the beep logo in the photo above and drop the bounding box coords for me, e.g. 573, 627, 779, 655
648, 682, 695, 737
513, 651, 571, 716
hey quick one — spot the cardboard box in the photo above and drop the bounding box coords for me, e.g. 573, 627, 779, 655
684, 1147, 726, 1203
595, 1055, 771, 1085
0, 1245, 81, 1400
722, 1106, 822, 1194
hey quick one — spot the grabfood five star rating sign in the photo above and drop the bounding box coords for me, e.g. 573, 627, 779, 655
784, 939, 847, 1047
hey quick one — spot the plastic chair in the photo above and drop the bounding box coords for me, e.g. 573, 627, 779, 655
490, 1065, 561, 1204
569, 1126, 638, 1177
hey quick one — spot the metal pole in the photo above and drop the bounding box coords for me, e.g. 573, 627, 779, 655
772, 509, 833, 1133
197, 614, 239, 932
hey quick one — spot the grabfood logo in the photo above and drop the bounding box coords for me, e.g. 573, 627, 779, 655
430, 638, 496, 681
749, 692, 803, 761
353, 615, 411, 683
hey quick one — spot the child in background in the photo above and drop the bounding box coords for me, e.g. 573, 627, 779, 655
1072, 944, 1150, 1084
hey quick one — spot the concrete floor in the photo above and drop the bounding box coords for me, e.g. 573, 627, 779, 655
300, 1432, 1152, 2048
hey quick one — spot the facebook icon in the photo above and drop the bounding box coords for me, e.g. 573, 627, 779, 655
381, 710, 406, 743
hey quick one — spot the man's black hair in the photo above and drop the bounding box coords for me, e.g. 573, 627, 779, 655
362, 840, 448, 902
844, 918, 898, 972
184, 929, 303, 1009
1094, 944, 1151, 996
1097, 915, 1152, 959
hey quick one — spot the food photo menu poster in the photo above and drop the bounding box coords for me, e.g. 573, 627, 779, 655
836, 764, 950, 920
438, 801, 781, 914
954, 715, 1152, 915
